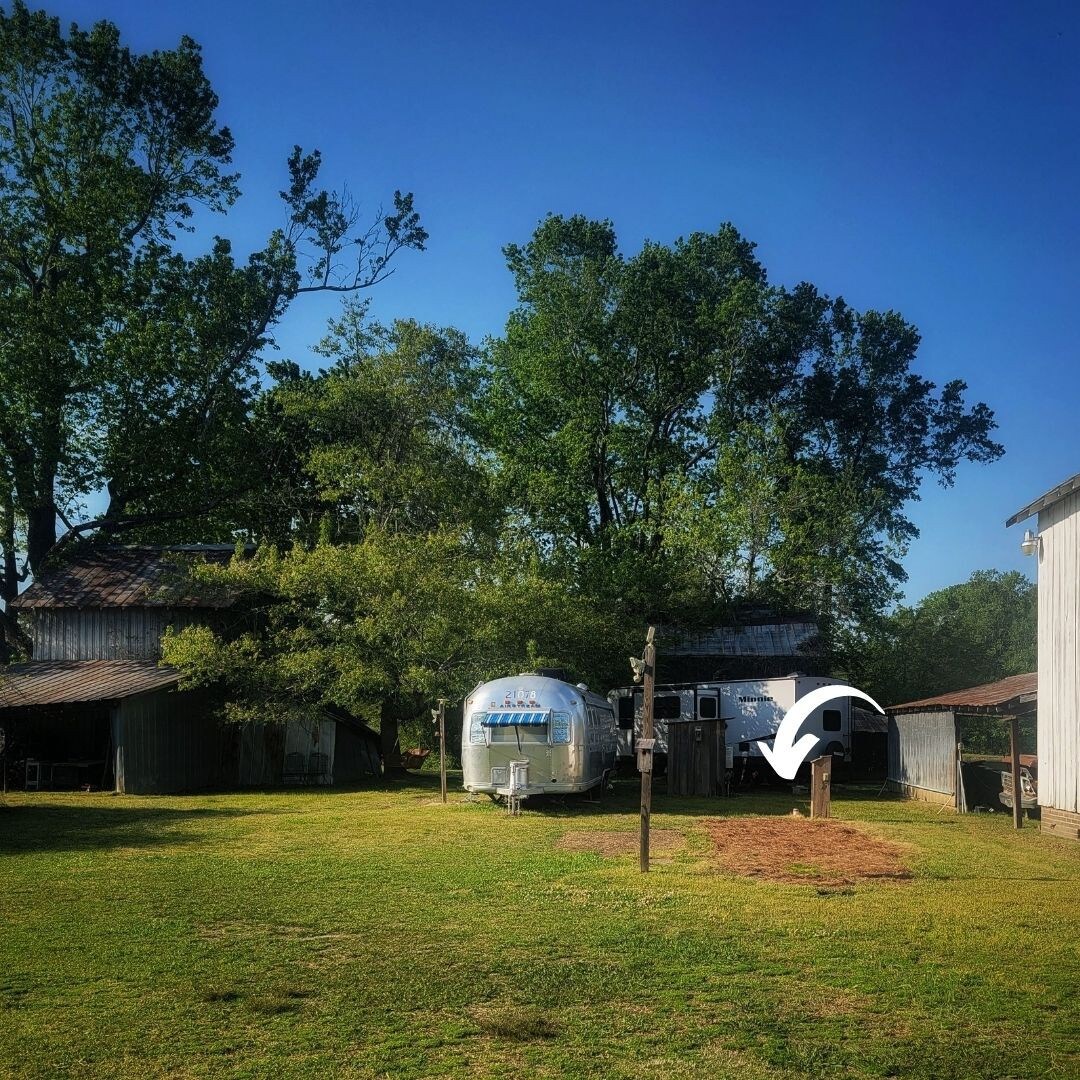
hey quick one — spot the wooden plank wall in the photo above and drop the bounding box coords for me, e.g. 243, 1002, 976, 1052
668, 719, 726, 796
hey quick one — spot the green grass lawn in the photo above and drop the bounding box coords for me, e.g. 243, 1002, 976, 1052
1, 778, 1077, 1079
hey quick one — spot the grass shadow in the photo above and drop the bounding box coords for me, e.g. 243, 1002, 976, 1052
0, 802, 260, 855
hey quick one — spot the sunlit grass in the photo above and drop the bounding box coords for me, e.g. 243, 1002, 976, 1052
1, 777, 1077, 1078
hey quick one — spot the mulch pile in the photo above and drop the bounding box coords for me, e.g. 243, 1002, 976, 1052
703, 816, 913, 885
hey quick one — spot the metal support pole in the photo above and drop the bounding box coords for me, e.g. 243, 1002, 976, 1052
1009, 715, 1023, 830
640, 626, 656, 874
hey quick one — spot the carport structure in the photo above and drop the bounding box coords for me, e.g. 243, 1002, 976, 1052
887, 673, 1037, 827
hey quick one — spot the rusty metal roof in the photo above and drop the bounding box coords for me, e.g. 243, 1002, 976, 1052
0, 660, 180, 708
664, 621, 822, 658
1006, 470, 1080, 527
10, 546, 238, 610
888, 672, 1037, 716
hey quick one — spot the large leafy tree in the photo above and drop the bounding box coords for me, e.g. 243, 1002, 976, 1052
855, 569, 1037, 708
161, 532, 632, 765
0, 2, 425, 648
483, 214, 1004, 629
245, 303, 489, 547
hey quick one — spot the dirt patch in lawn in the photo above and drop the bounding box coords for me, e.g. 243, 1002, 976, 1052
558, 828, 684, 857
703, 816, 913, 885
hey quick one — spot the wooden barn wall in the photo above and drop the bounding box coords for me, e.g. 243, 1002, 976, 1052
112, 690, 379, 793
887, 710, 957, 797
29, 608, 203, 661
1038, 491, 1080, 814
333, 723, 382, 783
113, 688, 224, 795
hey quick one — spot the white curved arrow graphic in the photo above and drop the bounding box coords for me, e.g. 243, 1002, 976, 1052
756, 685, 885, 780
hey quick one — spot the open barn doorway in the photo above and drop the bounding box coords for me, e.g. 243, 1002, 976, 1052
1, 703, 115, 792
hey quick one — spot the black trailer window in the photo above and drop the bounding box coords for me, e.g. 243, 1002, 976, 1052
617, 695, 634, 729
822, 709, 842, 731
653, 695, 681, 720
698, 696, 718, 720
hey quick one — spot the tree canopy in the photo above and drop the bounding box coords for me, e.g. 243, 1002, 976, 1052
483, 214, 1003, 630
856, 569, 1037, 708
0, 1, 425, 648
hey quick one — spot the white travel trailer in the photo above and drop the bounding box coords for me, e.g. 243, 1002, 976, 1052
609, 675, 853, 773
462, 673, 618, 802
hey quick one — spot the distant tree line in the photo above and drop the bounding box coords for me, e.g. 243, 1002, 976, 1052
2, 4, 1015, 753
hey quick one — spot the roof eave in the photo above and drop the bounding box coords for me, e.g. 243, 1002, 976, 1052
1006, 470, 1080, 527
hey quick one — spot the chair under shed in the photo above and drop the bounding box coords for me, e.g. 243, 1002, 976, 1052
283, 752, 306, 785
307, 752, 330, 785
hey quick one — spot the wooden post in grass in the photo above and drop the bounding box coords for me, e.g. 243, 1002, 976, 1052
1008, 715, 1022, 830
810, 755, 831, 819
639, 626, 657, 874
432, 700, 448, 804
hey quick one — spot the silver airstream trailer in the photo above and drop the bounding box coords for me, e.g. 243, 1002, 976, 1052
462, 673, 618, 803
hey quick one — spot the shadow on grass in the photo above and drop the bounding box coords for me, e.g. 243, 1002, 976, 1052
0, 803, 260, 856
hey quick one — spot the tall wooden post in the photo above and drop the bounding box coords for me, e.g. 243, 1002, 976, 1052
640, 626, 656, 874
810, 755, 831, 819
1008, 715, 1023, 830
438, 700, 448, 804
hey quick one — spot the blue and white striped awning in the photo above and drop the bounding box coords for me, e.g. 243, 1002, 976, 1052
482, 710, 550, 727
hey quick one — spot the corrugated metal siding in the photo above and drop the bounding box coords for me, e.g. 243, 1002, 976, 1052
113, 688, 224, 795
1038, 491, 1080, 814
887, 710, 957, 796
29, 609, 202, 661
331, 722, 381, 783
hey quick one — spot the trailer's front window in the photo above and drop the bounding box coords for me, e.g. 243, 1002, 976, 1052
469, 712, 487, 743
551, 711, 571, 744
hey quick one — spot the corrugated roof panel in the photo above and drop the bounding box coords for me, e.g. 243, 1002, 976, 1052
10, 546, 239, 610
0, 660, 181, 708
888, 673, 1037, 715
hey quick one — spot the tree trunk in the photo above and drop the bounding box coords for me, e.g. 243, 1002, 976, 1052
25, 502, 58, 579
380, 699, 400, 774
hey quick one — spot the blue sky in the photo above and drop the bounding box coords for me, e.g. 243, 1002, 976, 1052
45, 0, 1080, 604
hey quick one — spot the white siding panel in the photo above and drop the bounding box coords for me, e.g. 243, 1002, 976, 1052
1037, 491, 1080, 813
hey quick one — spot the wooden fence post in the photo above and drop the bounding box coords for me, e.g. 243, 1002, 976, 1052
810, 755, 831, 819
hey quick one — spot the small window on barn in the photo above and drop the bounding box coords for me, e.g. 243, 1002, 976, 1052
822, 709, 841, 732
617, 695, 634, 729
653, 695, 681, 720
698, 696, 718, 720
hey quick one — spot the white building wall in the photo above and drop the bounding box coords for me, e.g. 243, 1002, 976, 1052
1037, 489, 1080, 814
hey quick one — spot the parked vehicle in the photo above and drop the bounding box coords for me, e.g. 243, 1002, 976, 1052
461, 673, 618, 802
608, 675, 853, 774
999, 767, 1038, 813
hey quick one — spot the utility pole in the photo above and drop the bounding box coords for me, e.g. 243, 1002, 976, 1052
638, 626, 657, 874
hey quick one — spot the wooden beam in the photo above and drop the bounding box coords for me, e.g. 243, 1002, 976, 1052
1008, 715, 1023, 830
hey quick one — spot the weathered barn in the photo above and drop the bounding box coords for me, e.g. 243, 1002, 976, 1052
886, 674, 1037, 807
661, 615, 826, 683
0, 546, 379, 793
1008, 474, 1080, 839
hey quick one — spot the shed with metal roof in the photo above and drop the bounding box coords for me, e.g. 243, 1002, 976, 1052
0, 546, 379, 793
885, 674, 1037, 808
